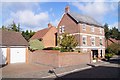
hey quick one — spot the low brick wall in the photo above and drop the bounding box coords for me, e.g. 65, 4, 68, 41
29, 50, 91, 67
29, 50, 59, 67
58, 52, 90, 67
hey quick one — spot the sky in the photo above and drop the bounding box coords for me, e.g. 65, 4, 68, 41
0, 0, 119, 31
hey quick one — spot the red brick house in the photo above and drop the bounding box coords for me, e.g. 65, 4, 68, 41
58, 6, 105, 60
30, 23, 57, 48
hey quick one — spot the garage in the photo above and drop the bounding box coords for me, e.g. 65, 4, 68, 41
0, 48, 7, 65
10, 48, 26, 63
0, 30, 29, 65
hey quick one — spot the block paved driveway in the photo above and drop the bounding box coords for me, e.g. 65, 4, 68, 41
1, 63, 53, 78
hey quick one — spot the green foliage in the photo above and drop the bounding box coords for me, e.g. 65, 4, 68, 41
105, 53, 114, 60
29, 39, 44, 51
43, 47, 60, 50
104, 23, 120, 40
104, 23, 111, 40
59, 33, 78, 52
2, 21, 21, 32
22, 30, 35, 41
106, 43, 120, 55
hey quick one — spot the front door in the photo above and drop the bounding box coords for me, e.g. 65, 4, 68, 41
92, 50, 98, 59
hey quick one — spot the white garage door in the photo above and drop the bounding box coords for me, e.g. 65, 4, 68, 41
10, 48, 26, 63
0, 48, 7, 64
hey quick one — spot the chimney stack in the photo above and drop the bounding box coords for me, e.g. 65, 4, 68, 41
48, 23, 52, 28
65, 6, 70, 13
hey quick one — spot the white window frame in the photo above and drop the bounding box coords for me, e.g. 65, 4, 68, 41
91, 37, 95, 46
82, 24, 86, 31
91, 26, 94, 32
100, 37, 102, 46
82, 36, 87, 46
59, 25, 65, 34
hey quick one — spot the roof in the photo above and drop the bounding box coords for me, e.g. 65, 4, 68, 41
0, 30, 28, 46
109, 38, 120, 44
67, 12, 103, 27
30, 26, 56, 40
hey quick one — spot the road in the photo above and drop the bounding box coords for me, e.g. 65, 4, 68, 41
54, 55, 120, 79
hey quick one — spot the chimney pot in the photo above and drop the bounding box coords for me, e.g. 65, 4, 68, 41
48, 23, 52, 28
65, 6, 70, 13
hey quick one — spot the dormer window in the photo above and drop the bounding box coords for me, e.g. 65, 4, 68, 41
59, 25, 65, 34
82, 24, 86, 31
91, 26, 94, 32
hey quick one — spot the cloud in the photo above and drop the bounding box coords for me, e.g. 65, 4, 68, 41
4, 10, 49, 31
51, 19, 59, 27
71, 2, 117, 23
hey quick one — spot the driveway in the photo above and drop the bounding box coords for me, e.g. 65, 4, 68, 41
2, 63, 53, 78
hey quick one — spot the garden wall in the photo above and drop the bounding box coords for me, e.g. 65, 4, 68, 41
29, 50, 91, 68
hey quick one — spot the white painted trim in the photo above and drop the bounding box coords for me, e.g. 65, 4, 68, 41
69, 33, 105, 38
82, 35, 87, 46
76, 46, 105, 49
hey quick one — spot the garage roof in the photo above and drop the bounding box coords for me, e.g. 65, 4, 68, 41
0, 30, 28, 46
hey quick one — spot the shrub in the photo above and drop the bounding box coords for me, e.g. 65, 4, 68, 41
105, 53, 114, 61
52, 47, 60, 50
60, 47, 68, 52
29, 39, 44, 51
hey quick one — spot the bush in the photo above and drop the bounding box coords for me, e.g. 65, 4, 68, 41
105, 53, 114, 61
29, 39, 44, 51
52, 47, 60, 50
60, 47, 68, 52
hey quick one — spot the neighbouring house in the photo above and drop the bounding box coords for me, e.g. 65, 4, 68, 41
30, 23, 57, 48
105, 38, 120, 48
58, 6, 105, 61
0, 30, 29, 65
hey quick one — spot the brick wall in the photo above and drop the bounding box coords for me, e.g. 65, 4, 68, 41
43, 27, 57, 48
58, 52, 90, 67
29, 50, 91, 68
29, 50, 59, 67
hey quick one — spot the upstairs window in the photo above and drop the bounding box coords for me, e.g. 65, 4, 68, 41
100, 28, 102, 34
100, 37, 102, 46
82, 24, 86, 31
91, 37, 95, 46
82, 36, 87, 46
59, 25, 65, 34
91, 26, 94, 32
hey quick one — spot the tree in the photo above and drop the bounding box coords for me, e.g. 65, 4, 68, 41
104, 23, 110, 47
22, 30, 35, 41
110, 27, 119, 40
59, 33, 78, 52
107, 43, 120, 55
